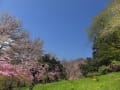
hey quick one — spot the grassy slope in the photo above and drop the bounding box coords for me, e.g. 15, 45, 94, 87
23, 72, 120, 90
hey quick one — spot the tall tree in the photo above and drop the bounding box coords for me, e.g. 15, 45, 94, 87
88, 0, 120, 41
88, 0, 120, 68
0, 13, 43, 69
62, 59, 85, 80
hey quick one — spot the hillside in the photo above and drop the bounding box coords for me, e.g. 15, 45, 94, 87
22, 72, 120, 90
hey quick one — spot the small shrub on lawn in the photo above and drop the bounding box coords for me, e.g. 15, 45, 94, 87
109, 60, 120, 72
98, 65, 110, 74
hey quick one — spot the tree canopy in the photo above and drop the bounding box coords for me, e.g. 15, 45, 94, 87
84, 0, 120, 75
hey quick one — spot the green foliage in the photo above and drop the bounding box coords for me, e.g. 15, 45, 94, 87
86, 0, 120, 75
0, 75, 8, 90
0, 75, 31, 90
93, 28, 120, 67
0, 75, 18, 90
98, 65, 110, 74
38, 54, 66, 81
80, 58, 98, 77
88, 0, 120, 41
109, 60, 120, 72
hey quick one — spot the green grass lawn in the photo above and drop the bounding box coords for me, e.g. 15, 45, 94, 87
22, 72, 120, 90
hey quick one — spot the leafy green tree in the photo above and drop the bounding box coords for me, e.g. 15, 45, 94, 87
88, 0, 120, 41
93, 30, 120, 67
87, 0, 120, 71
80, 58, 99, 77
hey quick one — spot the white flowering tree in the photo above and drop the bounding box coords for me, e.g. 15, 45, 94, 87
0, 14, 43, 69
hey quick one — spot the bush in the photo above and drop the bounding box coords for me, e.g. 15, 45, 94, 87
0, 75, 8, 90
98, 65, 110, 74
37, 54, 66, 83
109, 60, 120, 72
0, 75, 19, 90
80, 58, 98, 77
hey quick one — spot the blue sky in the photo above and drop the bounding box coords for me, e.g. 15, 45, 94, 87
0, 0, 108, 60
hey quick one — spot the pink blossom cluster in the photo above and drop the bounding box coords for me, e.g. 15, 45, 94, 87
0, 63, 33, 84
0, 54, 63, 84
31, 64, 60, 83
0, 64, 16, 76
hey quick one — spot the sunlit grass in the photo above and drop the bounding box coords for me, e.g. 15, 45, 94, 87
21, 72, 120, 90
